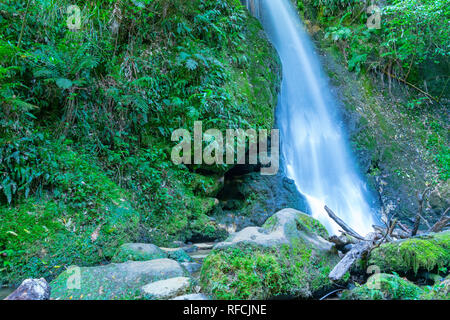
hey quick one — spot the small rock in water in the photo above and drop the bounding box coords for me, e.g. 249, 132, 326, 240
172, 293, 210, 300
141, 277, 191, 300
193, 243, 214, 250
190, 254, 209, 262
181, 262, 202, 274
112, 243, 167, 263
5, 278, 50, 300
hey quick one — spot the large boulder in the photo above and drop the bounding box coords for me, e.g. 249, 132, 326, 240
50, 259, 186, 300
367, 231, 450, 275
5, 278, 50, 300
200, 208, 340, 299
112, 243, 167, 263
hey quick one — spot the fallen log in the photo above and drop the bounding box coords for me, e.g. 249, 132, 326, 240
329, 233, 377, 281
429, 216, 450, 233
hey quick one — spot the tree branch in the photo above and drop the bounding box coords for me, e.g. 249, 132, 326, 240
324, 206, 366, 241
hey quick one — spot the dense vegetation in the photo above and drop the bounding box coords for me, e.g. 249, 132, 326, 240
0, 0, 280, 284
298, 0, 449, 100
0, 0, 448, 301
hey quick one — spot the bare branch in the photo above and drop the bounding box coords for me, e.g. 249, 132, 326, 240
324, 206, 366, 241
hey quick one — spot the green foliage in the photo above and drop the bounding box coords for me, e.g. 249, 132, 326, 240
0, 143, 140, 284
0, 0, 281, 284
303, 0, 449, 98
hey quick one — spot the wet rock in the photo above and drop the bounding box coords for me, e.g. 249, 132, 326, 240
50, 259, 186, 300
141, 277, 192, 300
215, 170, 309, 232
193, 243, 214, 250
112, 243, 167, 263
5, 278, 50, 300
215, 208, 331, 250
172, 293, 210, 300
181, 262, 202, 274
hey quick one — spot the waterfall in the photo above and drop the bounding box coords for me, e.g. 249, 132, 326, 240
245, 0, 377, 236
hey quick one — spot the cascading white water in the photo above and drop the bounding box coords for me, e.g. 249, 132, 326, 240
245, 0, 376, 236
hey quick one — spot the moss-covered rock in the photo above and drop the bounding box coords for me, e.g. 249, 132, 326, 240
200, 209, 340, 299
166, 248, 193, 263
112, 243, 167, 263
420, 277, 450, 300
341, 273, 424, 300
367, 231, 450, 274
50, 259, 187, 300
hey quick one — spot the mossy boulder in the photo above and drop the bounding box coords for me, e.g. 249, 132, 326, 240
112, 243, 167, 263
341, 273, 423, 300
420, 277, 450, 300
50, 259, 187, 300
200, 208, 340, 299
367, 231, 450, 274
166, 248, 193, 263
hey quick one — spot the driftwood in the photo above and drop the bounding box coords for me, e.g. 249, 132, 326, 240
429, 208, 450, 233
329, 233, 376, 281
412, 188, 432, 236
325, 202, 449, 282
328, 234, 354, 253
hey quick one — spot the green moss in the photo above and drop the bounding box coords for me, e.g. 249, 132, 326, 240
112, 244, 167, 263
341, 273, 423, 300
368, 231, 450, 275
294, 214, 329, 239
200, 237, 339, 300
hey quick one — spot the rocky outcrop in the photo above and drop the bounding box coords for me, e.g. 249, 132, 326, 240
112, 243, 168, 263
4, 278, 50, 300
50, 259, 186, 300
200, 208, 340, 299
215, 169, 309, 232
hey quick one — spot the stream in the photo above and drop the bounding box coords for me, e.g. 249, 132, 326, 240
244, 0, 377, 236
